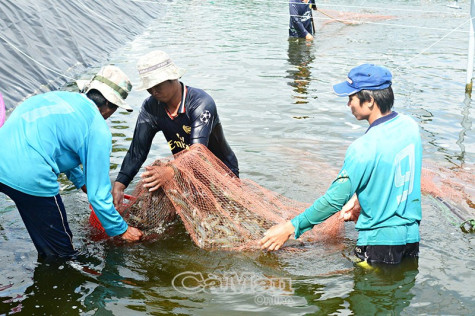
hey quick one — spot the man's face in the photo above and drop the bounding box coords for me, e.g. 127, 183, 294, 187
347, 94, 372, 121
99, 103, 118, 120
147, 80, 174, 103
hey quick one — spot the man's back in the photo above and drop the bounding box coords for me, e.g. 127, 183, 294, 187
343, 113, 422, 245
0, 91, 108, 196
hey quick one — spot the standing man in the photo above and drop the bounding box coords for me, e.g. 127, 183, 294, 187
112, 50, 239, 206
260, 64, 422, 266
0, 66, 143, 259
289, 0, 317, 40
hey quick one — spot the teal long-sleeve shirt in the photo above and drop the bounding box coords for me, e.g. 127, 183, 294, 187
291, 113, 422, 246
0, 91, 128, 237
291, 173, 352, 238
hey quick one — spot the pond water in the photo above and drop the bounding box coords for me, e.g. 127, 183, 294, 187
0, 0, 474, 315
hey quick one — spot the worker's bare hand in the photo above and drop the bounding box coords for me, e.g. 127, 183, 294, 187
140, 165, 174, 192
305, 33, 314, 41
259, 221, 295, 251
340, 194, 361, 223
120, 226, 143, 242
112, 181, 126, 209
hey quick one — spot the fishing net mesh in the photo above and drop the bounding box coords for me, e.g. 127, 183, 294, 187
90, 144, 344, 250
316, 9, 395, 26
421, 162, 475, 211
89, 145, 475, 247
421, 162, 475, 232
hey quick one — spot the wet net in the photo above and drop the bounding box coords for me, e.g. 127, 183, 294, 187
421, 162, 475, 232
90, 144, 344, 250
316, 9, 395, 26
421, 163, 475, 210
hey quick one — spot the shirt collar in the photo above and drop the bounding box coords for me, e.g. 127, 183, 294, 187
366, 111, 398, 133
177, 82, 187, 114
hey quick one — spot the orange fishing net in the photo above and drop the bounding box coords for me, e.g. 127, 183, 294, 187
421, 163, 475, 211
90, 144, 344, 250
316, 9, 395, 26
420, 162, 475, 232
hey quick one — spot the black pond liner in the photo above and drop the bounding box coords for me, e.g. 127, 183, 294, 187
0, 0, 166, 109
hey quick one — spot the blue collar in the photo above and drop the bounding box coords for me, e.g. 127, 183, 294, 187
366, 111, 398, 133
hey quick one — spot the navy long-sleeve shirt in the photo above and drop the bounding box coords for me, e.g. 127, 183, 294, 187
116, 83, 239, 187
289, 0, 316, 38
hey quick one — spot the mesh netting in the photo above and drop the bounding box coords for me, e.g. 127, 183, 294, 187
91, 144, 344, 250
89, 146, 475, 248
317, 9, 395, 26
420, 162, 475, 232
421, 162, 475, 212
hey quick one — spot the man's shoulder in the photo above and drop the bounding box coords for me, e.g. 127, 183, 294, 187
27, 91, 84, 104
346, 129, 380, 163
186, 86, 216, 109
347, 136, 372, 160
142, 95, 157, 107
141, 95, 162, 114
385, 113, 420, 138
19, 91, 92, 118
396, 113, 418, 127
187, 85, 213, 99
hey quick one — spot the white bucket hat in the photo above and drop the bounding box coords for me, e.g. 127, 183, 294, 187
136, 50, 186, 91
77, 65, 133, 112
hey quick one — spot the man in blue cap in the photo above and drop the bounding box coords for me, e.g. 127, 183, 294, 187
260, 64, 422, 266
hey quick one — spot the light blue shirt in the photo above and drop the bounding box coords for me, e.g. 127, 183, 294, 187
0, 91, 128, 236
292, 113, 422, 245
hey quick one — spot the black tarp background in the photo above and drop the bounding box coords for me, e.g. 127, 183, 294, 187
0, 0, 165, 110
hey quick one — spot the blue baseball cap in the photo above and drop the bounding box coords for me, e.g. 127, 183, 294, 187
333, 64, 392, 96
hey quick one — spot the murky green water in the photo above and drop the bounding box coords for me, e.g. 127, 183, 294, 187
1, 0, 474, 315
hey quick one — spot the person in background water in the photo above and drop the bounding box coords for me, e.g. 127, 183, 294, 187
289, 0, 317, 40
112, 50, 239, 207
0, 66, 143, 259
260, 64, 423, 266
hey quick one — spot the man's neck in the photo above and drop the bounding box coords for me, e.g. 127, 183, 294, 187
365, 111, 397, 134
367, 109, 390, 125
166, 82, 182, 113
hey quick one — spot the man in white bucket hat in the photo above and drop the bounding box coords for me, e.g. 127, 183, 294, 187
112, 50, 239, 205
0, 65, 143, 259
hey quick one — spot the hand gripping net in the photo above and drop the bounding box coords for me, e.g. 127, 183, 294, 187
101, 144, 344, 251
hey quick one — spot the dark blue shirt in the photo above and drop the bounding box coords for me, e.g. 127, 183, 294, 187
289, 0, 316, 38
116, 83, 239, 187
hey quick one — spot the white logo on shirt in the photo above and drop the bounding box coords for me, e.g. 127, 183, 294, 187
394, 144, 415, 203
200, 110, 211, 124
